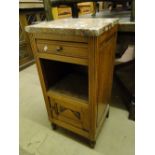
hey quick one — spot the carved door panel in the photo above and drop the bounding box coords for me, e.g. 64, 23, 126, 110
49, 97, 90, 131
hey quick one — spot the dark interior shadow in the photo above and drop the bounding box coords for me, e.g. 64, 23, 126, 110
109, 78, 127, 110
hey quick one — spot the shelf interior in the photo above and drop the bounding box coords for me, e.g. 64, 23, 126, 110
48, 72, 88, 101
40, 58, 88, 102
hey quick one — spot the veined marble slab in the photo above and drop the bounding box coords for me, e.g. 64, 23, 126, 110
25, 18, 119, 37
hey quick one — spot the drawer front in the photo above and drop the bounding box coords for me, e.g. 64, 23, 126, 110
49, 97, 89, 131
36, 40, 88, 59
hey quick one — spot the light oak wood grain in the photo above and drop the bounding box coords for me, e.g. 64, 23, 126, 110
28, 24, 118, 147
36, 39, 88, 58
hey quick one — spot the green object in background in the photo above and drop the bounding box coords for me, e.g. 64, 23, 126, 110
43, 0, 54, 20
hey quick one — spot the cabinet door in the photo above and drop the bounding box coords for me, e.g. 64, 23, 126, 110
49, 96, 90, 131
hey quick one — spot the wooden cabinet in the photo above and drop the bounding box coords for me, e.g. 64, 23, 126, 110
19, 0, 46, 70
26, 19, 118, 147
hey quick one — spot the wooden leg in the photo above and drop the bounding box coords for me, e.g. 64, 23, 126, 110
89, 140, 96, 148
128, 101, 135, 121
91, 2, 97, 17
106, 109, 109, 118
51, 123, 57, 130
130, 0, 135, 21
71, 3, 79, 18
108, 4, 113, 11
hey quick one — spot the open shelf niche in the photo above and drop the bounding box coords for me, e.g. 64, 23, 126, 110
40, 58, 88, 102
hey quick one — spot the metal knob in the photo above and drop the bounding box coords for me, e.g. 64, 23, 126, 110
56, 46, 63, 52
43, 45, 48, 52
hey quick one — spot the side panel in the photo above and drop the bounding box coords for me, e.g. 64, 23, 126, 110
88, 37, 98, 141
97, 29, 117, 126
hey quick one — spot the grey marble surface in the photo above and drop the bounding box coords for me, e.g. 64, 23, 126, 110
25, 18, 119, 36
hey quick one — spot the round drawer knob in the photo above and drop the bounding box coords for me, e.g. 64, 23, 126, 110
56, 46, 63, 52
43, 45, 48, 52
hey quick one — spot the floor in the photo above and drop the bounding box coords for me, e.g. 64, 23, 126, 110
19, 64, 135, 155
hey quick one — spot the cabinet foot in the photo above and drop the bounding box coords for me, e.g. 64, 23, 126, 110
89, 140, 96, 148
51, 123, 57, 130
106, 109, 109, 118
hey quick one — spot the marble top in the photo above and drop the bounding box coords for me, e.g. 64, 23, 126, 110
25, 18, 119, 37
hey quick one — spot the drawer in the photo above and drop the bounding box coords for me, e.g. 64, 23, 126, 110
49, 96, 90, 131
36, 40, 88, 59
